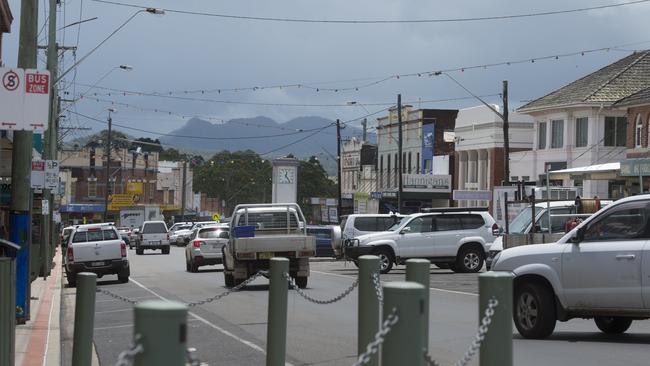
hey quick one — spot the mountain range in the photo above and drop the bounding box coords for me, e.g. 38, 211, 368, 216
158, 116, 374, 162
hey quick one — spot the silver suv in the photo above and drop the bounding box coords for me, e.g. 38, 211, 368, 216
345, 209, 498, 273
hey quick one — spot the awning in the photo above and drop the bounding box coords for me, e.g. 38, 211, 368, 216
549, 162, 620, 181
60, 204, 105, 213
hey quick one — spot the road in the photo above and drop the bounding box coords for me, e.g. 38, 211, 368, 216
61, 247, 650, 366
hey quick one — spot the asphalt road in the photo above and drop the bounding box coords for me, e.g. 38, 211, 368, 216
61, 247, 650, 366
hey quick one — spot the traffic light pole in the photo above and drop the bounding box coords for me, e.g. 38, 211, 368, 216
12, 0, 38, 324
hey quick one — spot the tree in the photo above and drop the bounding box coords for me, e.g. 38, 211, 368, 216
159, 147, 185, 161
131, 137, 163, 153
83, 129, 131, 149
297, 156, 337, 217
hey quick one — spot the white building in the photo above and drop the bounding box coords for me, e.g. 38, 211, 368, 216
455, 104, 534, 207
512, 50, 650, 199
341, 138, 379, 214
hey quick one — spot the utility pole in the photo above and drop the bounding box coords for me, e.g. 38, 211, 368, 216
397, 94, 403, 213
502, 80, 510, 185
361, 118, 367, 143
336, 119, 342, 222
103, 110, 114, 222
180, 160, 187, 222
12, 0, 38, 324
41, 0, 58, 278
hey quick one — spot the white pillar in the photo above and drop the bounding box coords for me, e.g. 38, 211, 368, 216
458, 152, 468, 207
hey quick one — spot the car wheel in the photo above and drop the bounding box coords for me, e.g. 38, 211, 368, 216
136, 248, 144, 255
295, 276, 308, 289
374, 248, 394, 274
67, 272, 77, 287
455, 246, 484, 273
514, 282, 556, 339
594, 317, 633, 334
190, 260, 199, 273
162, 246, 170, 255
224, 272, 234, 287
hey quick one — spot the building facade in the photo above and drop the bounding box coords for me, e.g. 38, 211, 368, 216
157, 161, 194, 213
511, 51, 650, 199
376, 106, 457, 212
454, 105, 534, 208
340, 138, 378, 214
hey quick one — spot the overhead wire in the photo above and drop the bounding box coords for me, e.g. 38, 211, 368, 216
92, 0, 650, 24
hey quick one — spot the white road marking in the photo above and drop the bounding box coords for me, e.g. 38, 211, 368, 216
129, 277, 295, 366
310, 270, 478, 296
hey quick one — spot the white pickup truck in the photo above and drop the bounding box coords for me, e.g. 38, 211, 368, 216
222, 203, 316, 288
64, 223, 130, 287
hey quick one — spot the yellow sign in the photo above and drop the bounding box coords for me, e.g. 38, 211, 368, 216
107, 194, 139, 211
160, 204, 180, 211
212, 213, 220, 221
126, 182, 143, 194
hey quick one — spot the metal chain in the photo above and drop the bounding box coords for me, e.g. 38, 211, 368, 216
371, 272, 383, 305
352, 308, 399, 366
284, 272, 359, 305
187, 271, 266, 307
97, 272, 266, 307
423, 298, 499, 366
186, 347, 208, 366
115, 334, 144, 366
97, 288, 140, 305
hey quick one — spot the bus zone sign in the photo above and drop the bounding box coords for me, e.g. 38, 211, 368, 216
0, 67, 50, 131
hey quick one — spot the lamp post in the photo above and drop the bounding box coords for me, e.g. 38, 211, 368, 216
347, 101, 370, 142
60, 65, 133, 115
103, 108, 116, 222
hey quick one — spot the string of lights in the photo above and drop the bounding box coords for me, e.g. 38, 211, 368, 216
93, 0, 650, 24
72, 41, 649, 95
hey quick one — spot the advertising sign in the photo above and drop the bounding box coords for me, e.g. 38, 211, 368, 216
328, 207, 338, 223
620, 158, 650, 177
342, 151, 360, 170
126, 181, 144, 194
402, 174, 451, 193
0, 68, 50, 131
108, 194, 139, 211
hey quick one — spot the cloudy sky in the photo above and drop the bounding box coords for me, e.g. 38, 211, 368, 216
3, 0, 650, 141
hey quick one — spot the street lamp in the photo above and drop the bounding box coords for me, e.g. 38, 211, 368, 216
61, 65, 133, 114
103, 108, 116, 222
347, 101, 371, 142
55, 8, 164, 85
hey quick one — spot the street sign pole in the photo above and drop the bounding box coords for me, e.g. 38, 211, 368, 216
12, 0, 38, 324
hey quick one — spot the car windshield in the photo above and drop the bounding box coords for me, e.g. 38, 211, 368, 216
142, 222, 167, 234
388, 216, 410, 231
508, 207, 536, 234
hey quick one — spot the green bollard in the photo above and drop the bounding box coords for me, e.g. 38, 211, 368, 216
358, 255, 380, 366
266, 257, 289, 366
0, 258, 16, 366
381, 281, 426, 366
478, 271, 514, 366
134, 300, 188, 366
406, 259, 430, 349
72, 272, 97, 366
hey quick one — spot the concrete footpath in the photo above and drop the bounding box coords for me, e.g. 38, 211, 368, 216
14, 247, 99, 366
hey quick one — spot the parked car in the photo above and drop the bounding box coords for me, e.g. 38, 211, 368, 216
169, 224, 193, 246
61, 226, 74, 245
486, 199, 612, 269
491, 194, 650, 339
306, 225, 341, 257
168, 222, 192, 233
345, 209, 498, 273
117, 227, 132, 248
64, 223, 129, 286
185, 224, 229, 272
136, 221, 170, 255
337, 213, 406, 258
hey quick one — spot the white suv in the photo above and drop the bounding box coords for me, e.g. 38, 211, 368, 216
345, 210, 498, 273
492, 194, 650, 339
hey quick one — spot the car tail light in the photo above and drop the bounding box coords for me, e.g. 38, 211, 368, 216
492, 223, 500, 236
67, 246, 74, 262
193, 240, 202, 248
121, 241, 127, 257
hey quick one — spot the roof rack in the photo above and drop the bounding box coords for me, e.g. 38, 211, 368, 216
420, 207, 489, 213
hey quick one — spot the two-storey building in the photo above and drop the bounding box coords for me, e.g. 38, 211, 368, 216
511, 50, 650, 199
340, 137, 378, 214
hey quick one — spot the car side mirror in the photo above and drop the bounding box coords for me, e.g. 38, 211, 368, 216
400, 227, 411, 234
571, 227, 585, 244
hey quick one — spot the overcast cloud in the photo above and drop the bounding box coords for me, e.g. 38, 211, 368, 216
3, 0, 650, 141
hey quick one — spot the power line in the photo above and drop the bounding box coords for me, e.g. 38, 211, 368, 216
93, 0, 650, 24
69, 42, 650, 95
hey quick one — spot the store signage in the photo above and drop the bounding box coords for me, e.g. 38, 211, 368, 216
342, 151, 360, 170
620, 158, 650, 176
402, 174, 451, 193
